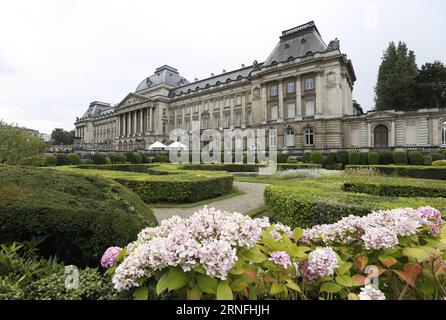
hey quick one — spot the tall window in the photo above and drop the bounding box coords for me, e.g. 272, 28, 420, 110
271, 85, 278, 97
305, 100, 315, 116
215, 99, 220, 109
236, 112, 242, 127
271, 105, 278, 121
285, 128, 295, 147
305, 128, 314, 146
287, 82, 295, 93
443, 121, 446, 145
269, 129, 277, 148
214, 116, 220, 129
194, 104, 199, 113
247, 93, 252, 103
247, 111, 253, 125
236, 95, 242, 106
305, 78, 314, 90
224, 114, 231, 128
203, 116, 209, 129
204, 102, 209, 110
225, 97, 231, 107
287, 103, 296, 119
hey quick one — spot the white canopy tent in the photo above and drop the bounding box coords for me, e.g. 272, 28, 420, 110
168, 141, 188, 151
148, 141, 168, 151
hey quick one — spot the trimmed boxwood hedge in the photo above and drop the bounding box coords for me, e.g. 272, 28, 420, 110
393, 152, 408, 165
346, 165, 446, 180
348, 151, 360, 165
343, 182, 446, 198
408, 152, 423, 165
0, 165, 157, 266
264, 176, 446, 229
379, 151, 394, 165
368, 152, 380, 165
60, 165, 234, 203
310, 152, 324, 165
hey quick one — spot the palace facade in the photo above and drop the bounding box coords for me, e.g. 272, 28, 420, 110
74, 21, 446, 153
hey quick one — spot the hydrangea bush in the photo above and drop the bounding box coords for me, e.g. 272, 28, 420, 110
103, 206, 446, 300
277, 169, 344, 179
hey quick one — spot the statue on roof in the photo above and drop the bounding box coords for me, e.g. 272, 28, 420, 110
327, 38, 340, 51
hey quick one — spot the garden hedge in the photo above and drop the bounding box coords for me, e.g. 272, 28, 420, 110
393, 151, 408, 165
264, 176, 446, 229
379, 151, 394, 165
368, 152, 380, 165
309, 152, 324, 165
0, 165, 157, 266
346, 165, 446, 180
61, 164, 234, 203
430, 153, 445, 161
343, 181, 446, 198
408, 151, 423, 165
336, 151, 349, 165
348, 151, 360, 165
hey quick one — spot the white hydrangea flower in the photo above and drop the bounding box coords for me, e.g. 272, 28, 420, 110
359, 285, 386, 300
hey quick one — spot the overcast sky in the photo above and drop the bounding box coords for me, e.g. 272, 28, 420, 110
0, 0, 445, 134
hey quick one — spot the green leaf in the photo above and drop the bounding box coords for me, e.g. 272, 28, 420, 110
270, 283, 286, 295
167, 267, 188, 291
240, 246, 266, 263
335, 275, 353, 287
197, 275, 218, 294
402, 247, 430, 262
133, 287, 148, 300
230, 277, 249, 292
216, 281, 233, 300
320, 282, 343, 293
284, 279, 301, 292
187, 287, 203, 300
293, 228, 303, 242
378, 255, 397, 268
116, 248, 127, 263
156, 272, 169, 295
337, 262, 352, 275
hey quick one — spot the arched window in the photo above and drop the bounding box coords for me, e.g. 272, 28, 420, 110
285, 128, 295, 147
305, 128, 314, 146
374, 124, 388, 147
443, 121, 446, 145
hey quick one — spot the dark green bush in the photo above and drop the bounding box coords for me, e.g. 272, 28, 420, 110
408, 152, 423, 165
359, 153, 368, 165
18, 155, 47, 167
324, 153, 337, 166
348, 151, 360, 165
368, 152, 380, 165
393, 152, 408, 165
430, 153, 445, 161
336, 151, 349, 166
423, 156, 433, 166
55, 154, 69, 166
310, 152, 324, 165
379, 151, 394, 165
67, 153, 81, 165
45, 155, 57, 166
153, 154, 170, 163
125, 152, 143, 164
277, 153, 288, 164
0, 166, 157, 266
302, 153, 311, 163
442, 150, 446, 158
109, 153, 127, 164
343, 182, 446, 198
91, 154, 110, 165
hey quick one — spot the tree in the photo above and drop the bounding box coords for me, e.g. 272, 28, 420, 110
0, 121, 46, 165
51, 128, 75, 145
374, 41, 418, 110
414, 61, 446, 108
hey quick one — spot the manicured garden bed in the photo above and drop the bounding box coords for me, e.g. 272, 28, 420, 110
0, 165, 157, 266
264, 175, 446, 229
59, 164, 234, 203
179, 163, 321, 172
346, 165, 446, 180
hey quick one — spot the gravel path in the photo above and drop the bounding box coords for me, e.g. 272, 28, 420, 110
152, 181, 268, 222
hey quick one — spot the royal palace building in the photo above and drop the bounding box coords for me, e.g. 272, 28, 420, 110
74, 21, 446, 153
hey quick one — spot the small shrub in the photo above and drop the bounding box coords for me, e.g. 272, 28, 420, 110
368, 152, 380, 165
379, 151, 393, 165
423, 155, 433, 166
393, 152, 408, 165
287, 156, 302, 164
125, 152, 143, 164
310, 152, 324, 165
67, 153, 81, 165
324, 153, 337, 166
18, 155, 47, 167
55, 154, 69, 166
91, 154, 109, 165
348, 151, 360, 165
153, 154, 170, 163
359, 153, 368, 165
408, 151, 423, 165
82, 159, 95, 165
430, 153, 445, 161
336, 151, 349, 165
45, 155, 57, 166
302, 153, 311, 163
432, 160, 446, 167
109, 153, 127, 164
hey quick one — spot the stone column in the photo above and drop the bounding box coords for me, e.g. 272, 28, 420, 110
241, 93, 246, 129
368, 123, 372, 147
198, 103, 202, 130
139, 110, 143, 134
219, 103, 224, 130
278, 81, 284, 123
295, 77, 302, 120
127, 113, 131, 136
133, 112, 137, 136
315, 72, 323, 115
261, 86, 267, 123
391, 121, 396, 147
230, 96, 234, 129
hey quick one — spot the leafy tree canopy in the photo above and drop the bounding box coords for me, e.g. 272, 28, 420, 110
51, 128, 75, 145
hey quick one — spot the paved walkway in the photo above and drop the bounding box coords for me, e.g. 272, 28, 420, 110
152, 181, 268, 222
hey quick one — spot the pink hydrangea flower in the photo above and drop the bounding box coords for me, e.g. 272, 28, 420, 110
298, 259, 318, 281
269, 251, 291, 268
417, 206, 444, 236
307, 247, 338, 278
101, 246, 122, 268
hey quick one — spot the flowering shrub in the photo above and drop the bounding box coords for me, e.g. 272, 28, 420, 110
104, 206, 446, 300
277, 169, 344, 179
344, 167, 381, 177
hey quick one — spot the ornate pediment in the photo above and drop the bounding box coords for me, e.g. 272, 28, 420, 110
116, 93, 150, 110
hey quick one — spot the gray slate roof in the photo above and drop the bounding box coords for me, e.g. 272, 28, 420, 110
264, 21, 327, 66
135, 65, 190, 92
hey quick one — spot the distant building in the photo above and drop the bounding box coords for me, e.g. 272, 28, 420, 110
75, 21, 446, 153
